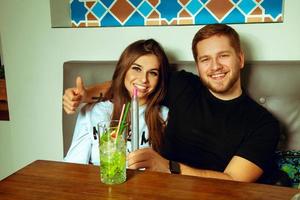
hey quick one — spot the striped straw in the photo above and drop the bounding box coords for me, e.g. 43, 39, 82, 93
115, 104, 125, 142
115, 102, 131, 143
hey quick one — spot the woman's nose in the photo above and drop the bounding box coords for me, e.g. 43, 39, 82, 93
141, 72, 148, 83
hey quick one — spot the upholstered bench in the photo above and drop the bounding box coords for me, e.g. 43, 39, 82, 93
63, 60, 300, 187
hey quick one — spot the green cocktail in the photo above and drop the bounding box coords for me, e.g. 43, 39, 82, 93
99, 121, 127, 184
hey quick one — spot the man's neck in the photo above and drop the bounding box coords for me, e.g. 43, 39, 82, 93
209, 82, 243, 101
210, 89, 242, 101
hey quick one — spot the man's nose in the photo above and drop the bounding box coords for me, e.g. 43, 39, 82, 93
211, 58, 223, 71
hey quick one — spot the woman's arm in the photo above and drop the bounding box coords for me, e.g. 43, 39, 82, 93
64, 105, 93, 164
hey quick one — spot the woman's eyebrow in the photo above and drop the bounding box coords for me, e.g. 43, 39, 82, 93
132, 63, 142, 67
132, 63, 159, 71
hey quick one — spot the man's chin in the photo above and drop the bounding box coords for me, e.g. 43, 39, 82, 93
210, 88, 227, 94
207, 83, 231, 94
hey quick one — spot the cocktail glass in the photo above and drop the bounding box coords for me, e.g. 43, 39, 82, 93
98, 120, 127, 184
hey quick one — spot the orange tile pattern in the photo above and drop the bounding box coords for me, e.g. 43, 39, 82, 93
110, 0, 135, 23
206, 0, 234, 20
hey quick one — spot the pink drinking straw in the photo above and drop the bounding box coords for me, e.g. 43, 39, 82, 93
115, 104, 125, 142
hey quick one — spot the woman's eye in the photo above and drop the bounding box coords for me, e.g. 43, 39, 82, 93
132, 66, 141, 72
149, 71, 158, 76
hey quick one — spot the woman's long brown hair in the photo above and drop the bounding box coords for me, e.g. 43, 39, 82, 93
103, 39, 170, 151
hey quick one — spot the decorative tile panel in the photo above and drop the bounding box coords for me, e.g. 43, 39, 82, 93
70, 0, 284, 27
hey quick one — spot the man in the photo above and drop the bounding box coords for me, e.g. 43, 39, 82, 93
63, 24, 279, 183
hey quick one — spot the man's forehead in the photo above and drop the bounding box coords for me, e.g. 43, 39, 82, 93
197, 35, 231, 46
196, 37, 234, 56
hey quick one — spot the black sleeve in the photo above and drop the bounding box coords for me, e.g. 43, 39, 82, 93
163, 70, 201, 108
236, 116, 280, 172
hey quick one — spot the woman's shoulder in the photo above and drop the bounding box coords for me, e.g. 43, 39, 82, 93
92, 100, 113, 112
160, 105, 169, 121
88, 100, 113, 122
160, 105, 169, 112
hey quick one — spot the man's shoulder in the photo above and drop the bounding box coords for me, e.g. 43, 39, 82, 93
169, 70, 202, 90
164, 70, 203, 106
171, 70, 199, 80
243, 94, 278, 123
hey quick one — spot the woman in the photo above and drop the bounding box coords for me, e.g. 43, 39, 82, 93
64, 39, 170, 165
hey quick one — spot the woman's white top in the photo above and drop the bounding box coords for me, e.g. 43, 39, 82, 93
64, 100, 169, 165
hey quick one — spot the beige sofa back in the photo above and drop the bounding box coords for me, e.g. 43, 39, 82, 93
63, 61, 300, 156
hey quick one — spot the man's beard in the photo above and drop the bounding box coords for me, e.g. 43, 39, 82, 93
200, 71, 240, 94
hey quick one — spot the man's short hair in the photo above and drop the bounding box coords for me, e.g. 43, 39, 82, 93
192, 24, 242, 62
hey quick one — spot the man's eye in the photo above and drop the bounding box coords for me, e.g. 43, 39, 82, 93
200, 58, 209, 63
220, 54, 229, 58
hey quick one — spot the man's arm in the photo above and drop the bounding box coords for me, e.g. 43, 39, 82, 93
62, 76, 111, 114
127, 148, 263, 182
179, 156, 263, 182
84, 82, 111, 102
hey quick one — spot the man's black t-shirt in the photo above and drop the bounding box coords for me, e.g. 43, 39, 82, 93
160, 70, 280, 181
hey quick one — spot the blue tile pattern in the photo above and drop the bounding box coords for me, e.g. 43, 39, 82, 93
261, 0, 283, 19
125, 11, 144, 26
187, 0, 203, 15
70, 0, 284, 27
238, 0, 256, 15
195, 7, 218, 24
101, 0, 115, 8
71, 0, 88, 24
223, 8, 245, 24
92, 2, 106, 19
199, 0, 210, 4
157, 0, 182, 22
101, 12, 121, 26
138, 1, 153, 17
231, 0, 241, 4
129, 0, 143, 7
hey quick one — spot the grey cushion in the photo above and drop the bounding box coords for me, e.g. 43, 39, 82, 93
63, 61, 300, 156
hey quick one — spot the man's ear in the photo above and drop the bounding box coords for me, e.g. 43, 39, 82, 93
195, 62, 201, 77
239, 51, 245, 69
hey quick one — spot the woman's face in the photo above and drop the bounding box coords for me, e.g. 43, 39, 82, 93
124, 54, 160, 105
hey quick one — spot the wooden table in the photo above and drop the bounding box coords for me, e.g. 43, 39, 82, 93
0, 160, 299, 200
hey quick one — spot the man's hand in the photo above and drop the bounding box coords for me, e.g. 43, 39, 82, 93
63, 76, 87, 114
127, 148, 170, 173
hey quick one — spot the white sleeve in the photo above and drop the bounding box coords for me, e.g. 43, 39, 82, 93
89, 102, 112, 165
160, 106, 169, 122
64, 105, 93, 164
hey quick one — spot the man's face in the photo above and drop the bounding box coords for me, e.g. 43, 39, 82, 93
195, 35, 244, 100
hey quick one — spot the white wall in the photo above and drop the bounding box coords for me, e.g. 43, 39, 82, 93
0, 0, 299, 180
